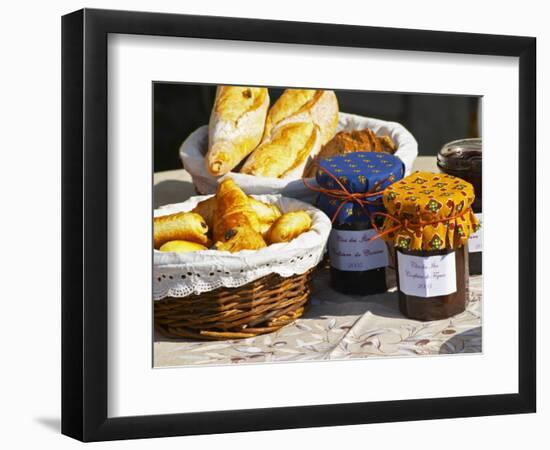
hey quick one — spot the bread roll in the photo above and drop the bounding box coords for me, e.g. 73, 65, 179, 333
159, 240, 207, 252
206, 86, 269, 176
240, 89, 338, 178
267, 211, 312, 244
154, 212, 208, 248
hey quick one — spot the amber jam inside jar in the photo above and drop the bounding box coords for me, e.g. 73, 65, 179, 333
437, 138, 482, 275
396, 246, 469, 321
329, 219, 388, 296
378, 171, 479, 321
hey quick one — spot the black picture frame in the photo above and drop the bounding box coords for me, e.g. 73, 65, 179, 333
62, 8, 536, 442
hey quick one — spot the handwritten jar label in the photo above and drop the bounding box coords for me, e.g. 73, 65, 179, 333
468, 212, 483, 253
329, 229, 389, 272
397, 251, 457, 297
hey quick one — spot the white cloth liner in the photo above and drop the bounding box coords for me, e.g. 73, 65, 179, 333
153, 194, 332, 300
180, 112, 418, 200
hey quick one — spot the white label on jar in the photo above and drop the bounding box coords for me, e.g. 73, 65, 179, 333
468, 212, 483, 253
397, 251, 457, 297
329, 229, 389, 272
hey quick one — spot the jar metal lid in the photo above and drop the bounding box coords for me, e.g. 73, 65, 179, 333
437, 138, 482, 173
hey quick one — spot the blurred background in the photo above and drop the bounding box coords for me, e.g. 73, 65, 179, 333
154, 83, 481, 172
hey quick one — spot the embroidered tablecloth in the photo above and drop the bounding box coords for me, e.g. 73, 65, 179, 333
153, 157, 482, 368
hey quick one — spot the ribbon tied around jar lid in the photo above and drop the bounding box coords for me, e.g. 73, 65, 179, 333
369, 171, 480, 251
303, 152, 405, 224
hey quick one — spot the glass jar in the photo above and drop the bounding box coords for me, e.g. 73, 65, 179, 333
396, 246, 469, 321
314, 152, 404, 296
377, 172, 479, 321
437, 138, 482, 274
329, 218, 389, 295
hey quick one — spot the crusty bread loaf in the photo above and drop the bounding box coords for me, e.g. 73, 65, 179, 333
319, 128, 396, 157
240, 89, 339, 178
303, 129, 397, 177
206, 86, 269, 176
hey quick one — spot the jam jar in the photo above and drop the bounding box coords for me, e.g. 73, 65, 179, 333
377, 172, 479, 321
437, 138, 482, 274
395, 246, 469, 321
315, 152, 404, 296
329, 217, 388, 295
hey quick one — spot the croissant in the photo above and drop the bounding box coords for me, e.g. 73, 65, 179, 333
212, 226, 267, 252
206, 86, 269, 176
159, 240, 208, 252
154, 212, 208, 248
212, 178, 261, 242
240, 89, 338, 178
192, 195, 282, 232
191, 196, 217, 229
267, 211, 312, 244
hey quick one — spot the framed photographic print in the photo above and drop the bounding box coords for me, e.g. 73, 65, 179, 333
61, 8, 536, 442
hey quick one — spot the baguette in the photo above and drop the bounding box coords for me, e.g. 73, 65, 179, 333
240, 89, 338, 178
206, 86, 269, 176
240, 122, 320, 178
262, 89, 339, 145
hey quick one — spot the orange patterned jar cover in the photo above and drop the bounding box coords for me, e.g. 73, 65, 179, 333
376, 172, 480, 250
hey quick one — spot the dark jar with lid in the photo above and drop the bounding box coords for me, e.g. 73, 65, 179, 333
329, 218, 388, 295
437, 138, 482, 275
315, 152, 404, 296
395, 246, 469, 321
377, 172, 479, 321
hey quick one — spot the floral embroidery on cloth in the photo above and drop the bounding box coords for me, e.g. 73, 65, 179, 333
379, 172, 480, 250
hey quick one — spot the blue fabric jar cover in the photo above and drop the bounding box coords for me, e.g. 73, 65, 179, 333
315, 152, 405, 225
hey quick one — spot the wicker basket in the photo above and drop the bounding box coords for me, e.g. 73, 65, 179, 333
154, 269, 314, 340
